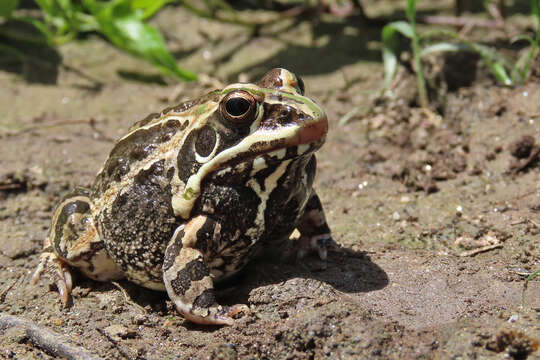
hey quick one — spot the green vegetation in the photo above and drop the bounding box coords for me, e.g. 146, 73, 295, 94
383, 0, 540, 106
1, 0, 539, 88
382, 0, 428, 107
0, 0, 197, 81
521, 269, 540, 308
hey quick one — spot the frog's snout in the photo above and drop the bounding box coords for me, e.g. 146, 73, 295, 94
291, 112, 328, 147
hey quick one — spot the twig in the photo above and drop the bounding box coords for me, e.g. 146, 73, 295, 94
0, 183, 24, 191
179, 0, 306, 28
60, 63, 104, 91
111, 281, 147, 314
421, 15, 503, 29
0, 118, 114, 142
95, 328, 132, 360
511, 218, 540, 228
1, 119, 93, 138
459, 244, 503, 257
510, 219, 527, 226
0, 313, 101, 360
0, 275, 23, 303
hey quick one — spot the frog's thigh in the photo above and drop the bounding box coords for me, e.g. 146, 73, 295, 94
51, 194, 122, 281
163, 216, 246, 326
33, 191, 121, 304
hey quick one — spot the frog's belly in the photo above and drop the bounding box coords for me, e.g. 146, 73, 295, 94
199, 159, 315, 281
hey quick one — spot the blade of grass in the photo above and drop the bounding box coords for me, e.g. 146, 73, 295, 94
511, 35, 538, 83
521, 269, 539, 308
382, 21, 413, 91
421, 29, 514, 85
405, 0, 428, 108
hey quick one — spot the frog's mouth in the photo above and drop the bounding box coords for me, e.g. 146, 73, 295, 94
285, 115, 328, 148
224, 114, 328, 167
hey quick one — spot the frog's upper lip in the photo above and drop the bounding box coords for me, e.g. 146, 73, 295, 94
287, 115, 328, 147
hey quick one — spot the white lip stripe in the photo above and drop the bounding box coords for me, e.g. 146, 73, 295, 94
244, 159, 291, 244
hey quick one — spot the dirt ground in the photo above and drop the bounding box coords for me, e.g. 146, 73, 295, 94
0, 2, 539, 359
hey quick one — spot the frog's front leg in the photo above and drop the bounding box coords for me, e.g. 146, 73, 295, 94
163, 215, 248, 325
32, 188, 123, 304
296, 191, 335, 260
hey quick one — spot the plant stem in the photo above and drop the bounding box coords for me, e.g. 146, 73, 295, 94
409, 16, 429, 107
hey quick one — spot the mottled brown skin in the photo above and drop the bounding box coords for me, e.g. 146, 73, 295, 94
33, 68, 332, 325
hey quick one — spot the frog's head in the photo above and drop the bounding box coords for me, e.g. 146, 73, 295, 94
171, 68, 328, 218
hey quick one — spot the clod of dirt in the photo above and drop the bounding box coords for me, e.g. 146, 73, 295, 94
454, 232, 500, 250
210, 343, 238, 360
507, 136, 539, 174
485, 329, 539, 360
0, 231, 37, 259
509, 135, 536, 159
0, 167, 48, 197
103, 324, 137, 341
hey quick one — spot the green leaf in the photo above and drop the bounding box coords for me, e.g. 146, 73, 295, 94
0, 0, 18, 18
95, 6, 196, 81
406, 0, 418, 23
34, 0, 59, 17
511, 37, 538, 83
381, 22, 414, 90
385, 21, 414, 39
420, 42, 469, 56
132, 0, 175, 20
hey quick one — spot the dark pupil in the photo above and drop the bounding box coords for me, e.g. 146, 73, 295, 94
226, 97, 251, 117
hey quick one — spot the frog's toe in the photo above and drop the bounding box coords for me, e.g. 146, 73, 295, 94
32, 252, 73, 305
226, 304, 250, 319
297, 234, 337, 260
185, 304, 249, 326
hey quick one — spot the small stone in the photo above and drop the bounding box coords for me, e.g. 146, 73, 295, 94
132, 314, 147, 325
400, 196, 410, 203
103, 324, 137, 341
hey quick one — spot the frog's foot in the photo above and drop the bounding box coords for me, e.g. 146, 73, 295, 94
296, 234, 338, 260
182, 303, 250, 326
164, 217, 250, 326
32, 252, 73, 305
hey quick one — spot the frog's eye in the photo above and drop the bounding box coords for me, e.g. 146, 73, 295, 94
221, 90, 257, 125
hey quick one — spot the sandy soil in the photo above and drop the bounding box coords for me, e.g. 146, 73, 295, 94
0, 3, 539, 359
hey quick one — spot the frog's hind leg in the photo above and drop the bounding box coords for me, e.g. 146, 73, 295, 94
32, 188, 123, 304
163, 216, 248, 325
296, 191, 336, 260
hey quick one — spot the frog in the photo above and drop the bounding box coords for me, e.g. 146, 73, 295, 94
32, 68, 333, 326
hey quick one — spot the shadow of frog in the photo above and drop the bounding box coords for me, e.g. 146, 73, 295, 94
74, 241, 387, 329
